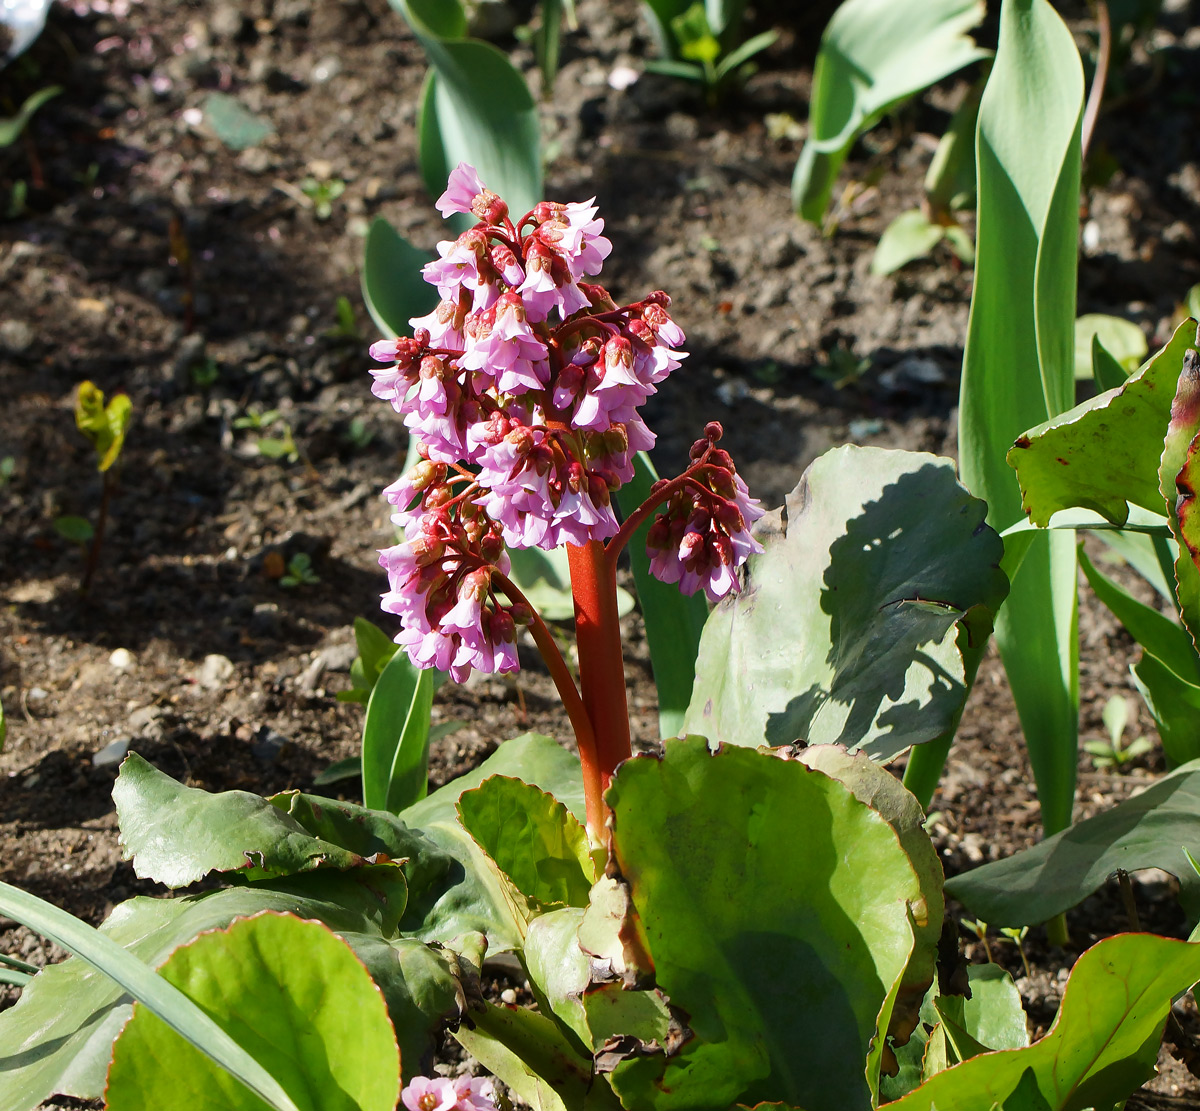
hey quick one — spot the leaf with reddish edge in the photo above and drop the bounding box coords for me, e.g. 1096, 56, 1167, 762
602, 738, 922, 1111
1007, 319, 1199, 527
105, 912, 401, 1111
1163, 349, 1200, 648
885, 933, 1200, 1111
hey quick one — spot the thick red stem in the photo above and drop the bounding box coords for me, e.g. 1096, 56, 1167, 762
567, 539, 632, 818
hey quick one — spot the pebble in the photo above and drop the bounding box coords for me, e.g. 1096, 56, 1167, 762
93, 738, 131, 768
198, 653, 235, 690
0, 320, 34, 353
499, 988, 518, 1005
27, 687, 48, 702
128, 704, 166, 740
237, 147, 274, 175
109, 648, 135, 670
297, 655, 326, 694
318, 641, 359, 673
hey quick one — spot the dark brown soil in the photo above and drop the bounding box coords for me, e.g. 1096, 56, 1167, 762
3, 0, 1200, 1106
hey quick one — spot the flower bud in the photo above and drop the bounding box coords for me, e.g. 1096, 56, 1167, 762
689, 438, 709, 461
679, 530, 706, 564
643, 290, 671, 307
715, 497, 745, 533
480, 530, 505, 564
705, 421, 723, 443
508, 602, 533, 626
489, 607, 516, 643
473, 188, 508, 225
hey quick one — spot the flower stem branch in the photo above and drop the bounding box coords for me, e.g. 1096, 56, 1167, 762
494, 572, 606, 840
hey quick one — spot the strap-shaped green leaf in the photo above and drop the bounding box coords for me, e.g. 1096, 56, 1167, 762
361, 648, 434, 813
361, 217, 438, 340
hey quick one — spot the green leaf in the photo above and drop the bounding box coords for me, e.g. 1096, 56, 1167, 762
456, 775, 596, 915
962, 0, 1085, 840
361, 649, 434, 813
1130, 651, 1200, 768
935, 964, 1029, 1059
0, 85, 62, 149
1074, 313, 1147, 380
391, 0, 541, 220
361, 217, 439, 340
202, 92, 274, 151
1078, 547, 1200, 683
792, 0, 987, 223
1095, 527, 1176, 601
1091, 333, 1131, 392
713, 29, 779, 82
1166, 349, 1200, 650
106, 912, 400, 1111
682, 446, 1007, 761
113, 754, 380, 888
397, 734, 586, 949
53, 514, 94, 544
402, 732, 585, 829
615, 451, 709, 741
945, 758, 1200, 926
871, 209, 947, 276
925, 76, 983, 211
795, 746, 943, 1053
0, 882, 306, 1111
74, 381, 132, 472
1008, 320, 1199, 528
454, 1001, 619, 1111
537, 0, 563, 91
603, 738, 922, 1111
887, 933, 1200, 1110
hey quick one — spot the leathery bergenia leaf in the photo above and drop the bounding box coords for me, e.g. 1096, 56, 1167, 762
683, 445, 1007, 761
105, 912, 401, 1111
886, 933, 1200, 1111
1008, 319, 1199, 527
114, 753, 375, 887
945, 758, 1200, 926
601, 738, 924, 1111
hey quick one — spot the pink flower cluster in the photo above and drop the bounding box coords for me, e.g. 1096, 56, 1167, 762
371, 164, 763, 679
402, 1074, 497, 1111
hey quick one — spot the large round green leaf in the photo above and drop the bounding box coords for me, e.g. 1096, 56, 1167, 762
682, 446, 1007, 761
0, 871, 421, 1111
106, 912, 401, 1111
604, 738, 922, 1111
888, 934, 1200, 1110
114, 753, 373, 888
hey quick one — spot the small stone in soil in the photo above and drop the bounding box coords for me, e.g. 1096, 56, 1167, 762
198, 654, 236, 689
93, 738, 132, 768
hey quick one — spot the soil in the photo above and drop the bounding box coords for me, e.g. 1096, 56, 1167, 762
2, 0, 1200, 1107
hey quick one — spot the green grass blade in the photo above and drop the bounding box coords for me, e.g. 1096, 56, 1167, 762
615, 452, 709, 740
960, 0, 1084, 837
0, 882, 300, 1111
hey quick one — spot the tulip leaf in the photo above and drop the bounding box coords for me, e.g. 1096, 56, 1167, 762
361, 217, 438, 340
683, 445, 1007, 761
945, 758, 1200, 926
793, 0, 987, 223
105, 912, 401, 1111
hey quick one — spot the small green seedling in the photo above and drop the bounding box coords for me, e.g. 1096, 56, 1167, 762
234, 408, 299, 463
279, 553, 319, 589
0, 85, 62, 149
997, 925, 1032, 979
190, 358, 220, 390
299, 177, 345, 221
326, 295, 361, 340
1084, 695, 1151, 770
644, 2, 778, 105
0, 456, 14, 487
814, 346, 871, 388
960, 916, 994, 963
60, 381, 132, 594
342, 417, 374, 451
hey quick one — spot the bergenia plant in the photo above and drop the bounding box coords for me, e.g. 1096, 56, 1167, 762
368, 161, 763, 839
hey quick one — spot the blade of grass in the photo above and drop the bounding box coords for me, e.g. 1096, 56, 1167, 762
0, 881, 300, 1111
